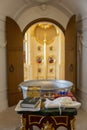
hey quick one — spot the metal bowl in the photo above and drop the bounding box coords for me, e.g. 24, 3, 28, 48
19, 80, 73, 98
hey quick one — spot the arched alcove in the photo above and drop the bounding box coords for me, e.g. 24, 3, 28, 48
23, 19, 65, 80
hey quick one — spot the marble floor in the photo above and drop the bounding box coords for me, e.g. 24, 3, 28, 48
0, 106, 87, 130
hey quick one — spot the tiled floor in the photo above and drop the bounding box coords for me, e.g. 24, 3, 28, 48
0, 106, 87, 130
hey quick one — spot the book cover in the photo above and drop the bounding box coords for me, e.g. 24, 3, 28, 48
20, 97, 40, 108
15, 100, 41, 111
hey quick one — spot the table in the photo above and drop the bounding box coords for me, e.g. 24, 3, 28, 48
15, 100, 77, 130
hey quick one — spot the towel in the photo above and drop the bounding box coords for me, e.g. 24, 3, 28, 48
45, 97, 81, 109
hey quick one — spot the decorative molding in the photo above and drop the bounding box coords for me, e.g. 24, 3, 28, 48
58, 2, 73, 16
77, 17, 87, 32
40, 4, 48, 11
77, 27, 87, 32
77, 16, 87, 23
77, 32, 87, 48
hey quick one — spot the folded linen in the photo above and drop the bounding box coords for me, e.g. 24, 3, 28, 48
45, 97, 81, 109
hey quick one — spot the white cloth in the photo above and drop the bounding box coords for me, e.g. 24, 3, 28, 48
45, 97, 81, 109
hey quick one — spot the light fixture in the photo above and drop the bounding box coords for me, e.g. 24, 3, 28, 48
34, 23, 58, 45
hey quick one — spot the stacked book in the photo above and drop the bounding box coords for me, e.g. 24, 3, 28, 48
20, 97, 41, 110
